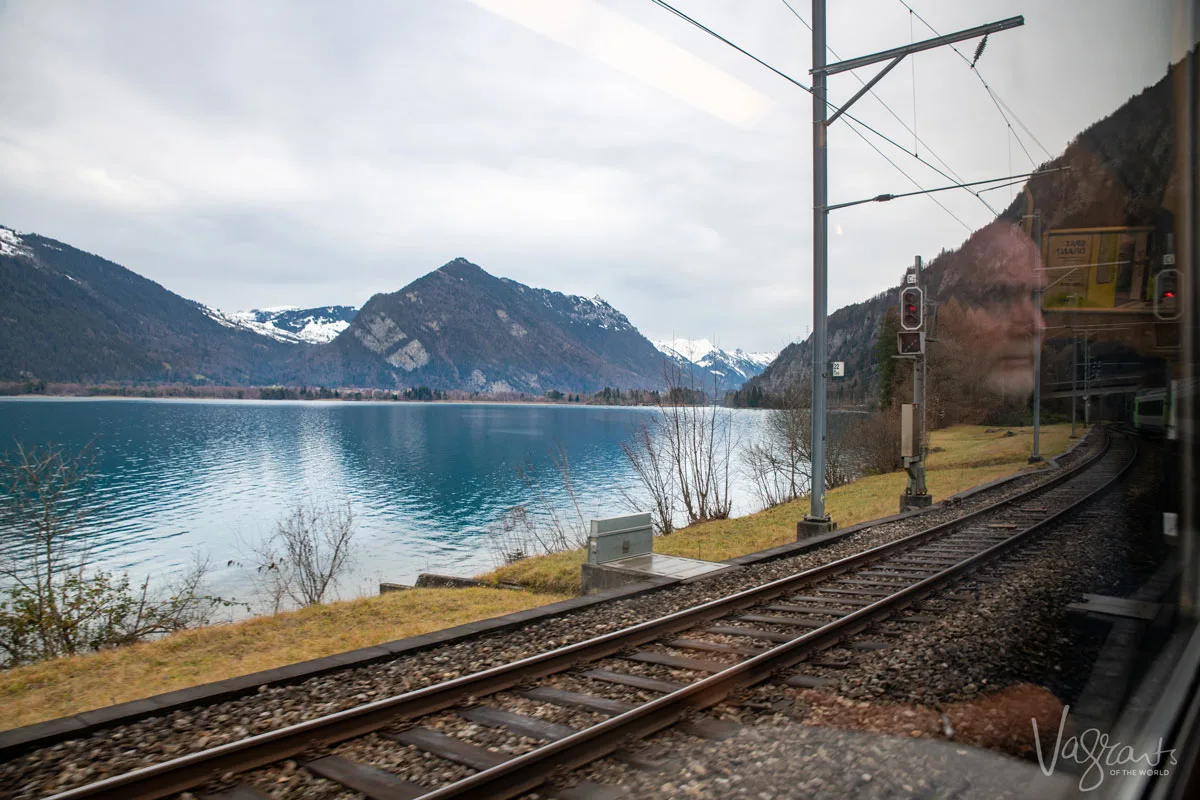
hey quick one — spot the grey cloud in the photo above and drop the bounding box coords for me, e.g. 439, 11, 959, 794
0, 0, 1180, 351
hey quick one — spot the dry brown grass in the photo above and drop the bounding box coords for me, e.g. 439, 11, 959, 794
482, 424, 1077, 593
927, 424, 1075, 470
0, 587, 567, 731
793, 682, 1066, 759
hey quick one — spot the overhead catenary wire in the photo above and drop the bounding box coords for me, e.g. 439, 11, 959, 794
647, 0, 983, 229
996, 83, 1035, 169
776, 0, 1001, 217
995, 92, 1053, 161
976, 176, 1037, 195
896, 0, 1053, 165
910, 11, 918, 157
1008, 128, 1015, 201
648, 0, 811, 92
825, 166, 1068, 211
839, 117, 975, 230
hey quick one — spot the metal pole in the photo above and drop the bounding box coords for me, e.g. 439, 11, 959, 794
1071, 326, 1077, 437
916, 255, 927, 494
1030, 209, 1043, 461
917, 256, 926, 460
922, 335, 928, 457
807, 0, 830, 523
1084, 334, 1090, 426
913, 359, 921, 416
912, 356, 927, 494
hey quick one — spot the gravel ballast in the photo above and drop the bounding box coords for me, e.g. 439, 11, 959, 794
563, 431, 1157, 798
567, 723, 1076, 799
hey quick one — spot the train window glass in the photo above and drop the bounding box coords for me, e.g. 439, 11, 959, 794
0, 1, 1193, 799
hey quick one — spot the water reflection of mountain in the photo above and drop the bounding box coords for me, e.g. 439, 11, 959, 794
327, 404, 655, 537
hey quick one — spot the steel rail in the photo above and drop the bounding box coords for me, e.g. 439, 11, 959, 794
416, 431, 1136, 799
42, 431, 1115, 800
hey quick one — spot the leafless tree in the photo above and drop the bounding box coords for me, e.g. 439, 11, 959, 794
740, 402, 810, 509
247, 499, 357, 612
845, 406, 903, 475
740, 385, 871, 510
620, 421, 677, 535
0, 443, 227, 666
622, 361, 734, 530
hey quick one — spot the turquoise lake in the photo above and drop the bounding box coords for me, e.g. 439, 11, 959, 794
0, 399, 775, 607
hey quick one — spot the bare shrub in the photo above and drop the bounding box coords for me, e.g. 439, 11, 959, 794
246, 499, 357, 613
739, 399, 810, 509
486, 443, 589, 567
846, 407, 903, 475
823, 419, 859, 489
923, 298, 999, 426
486, 506, 535, 567
740, 386, 863, 509
0, 443, 230, 667
518, 443, 589, 552
620, 421, 677, 535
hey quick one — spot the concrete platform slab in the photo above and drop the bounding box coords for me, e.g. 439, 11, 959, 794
580, 553, 733, 595
603, 553, 730, 580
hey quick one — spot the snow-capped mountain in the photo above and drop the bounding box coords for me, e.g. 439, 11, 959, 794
502, 280, 635, 334
0, 226, 35, 259
652, 338, 777, 387
205, 305, 358, 344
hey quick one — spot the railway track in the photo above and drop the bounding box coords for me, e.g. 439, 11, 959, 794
41, 429, 1134, 800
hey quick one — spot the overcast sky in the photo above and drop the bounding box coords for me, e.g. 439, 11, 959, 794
0, 0, 1188, 352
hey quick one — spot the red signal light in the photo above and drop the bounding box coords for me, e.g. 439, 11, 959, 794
899, 287, 924, 331
1155, 268, 1180, 321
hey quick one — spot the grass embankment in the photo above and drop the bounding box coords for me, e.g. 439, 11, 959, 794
483, 424, 1078, 595
0, 587, 568, 732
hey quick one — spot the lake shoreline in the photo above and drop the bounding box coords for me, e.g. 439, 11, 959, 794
0, 385, 872, 413
0, 400, 781, 600
0, 384, 648, 407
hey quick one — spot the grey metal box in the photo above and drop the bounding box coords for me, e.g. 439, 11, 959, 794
588, 513, 653, 565
901, 403, 918, 458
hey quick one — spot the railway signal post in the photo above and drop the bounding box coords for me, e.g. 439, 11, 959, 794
1029, 209, 1043, 462
899, 256, 932, 512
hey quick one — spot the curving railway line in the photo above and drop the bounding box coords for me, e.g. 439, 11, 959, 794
34, 428, 1135, 800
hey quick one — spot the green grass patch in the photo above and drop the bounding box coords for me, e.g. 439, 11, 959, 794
481, 548, 588, 596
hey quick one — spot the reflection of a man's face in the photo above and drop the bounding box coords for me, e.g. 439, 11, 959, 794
959, 222, 1045, 398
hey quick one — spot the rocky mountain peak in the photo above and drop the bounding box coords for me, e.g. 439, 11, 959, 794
436, 257, 484, 278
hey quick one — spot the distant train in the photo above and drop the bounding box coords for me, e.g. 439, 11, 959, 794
1134, 380, 1196, 437
1134, 386, 1170, 435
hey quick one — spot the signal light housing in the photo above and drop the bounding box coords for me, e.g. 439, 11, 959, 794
900, 287, 924, 331
1154, 268, 1180, 321
897, 331, 925, 355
